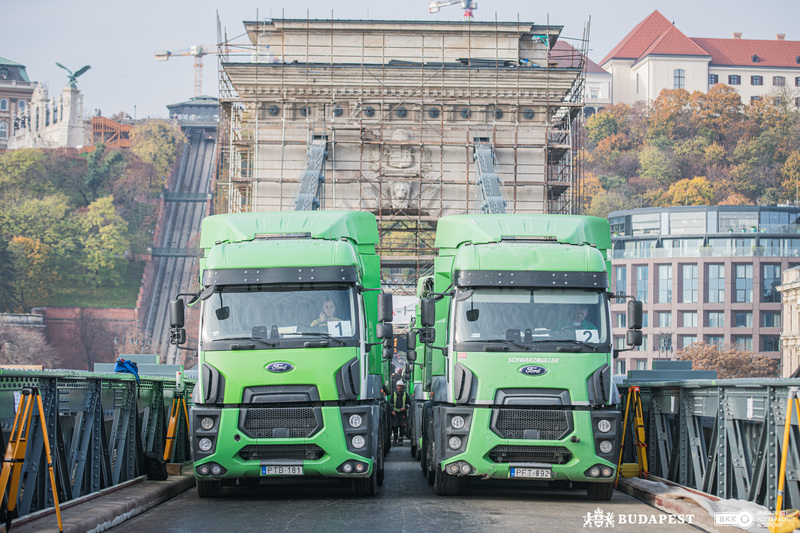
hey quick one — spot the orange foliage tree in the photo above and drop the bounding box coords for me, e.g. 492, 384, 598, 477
677, 342, 779, 379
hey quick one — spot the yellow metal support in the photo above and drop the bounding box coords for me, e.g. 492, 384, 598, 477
769, 387, 800, 533
0, 387, 63, 532
615, 385, 649, 487
164, 391, 190, 463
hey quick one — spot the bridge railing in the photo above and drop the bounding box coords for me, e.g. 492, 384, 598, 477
620, 379, 800, 511
0, 369, 195, 518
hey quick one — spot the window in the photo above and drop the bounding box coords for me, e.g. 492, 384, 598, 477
708, 312, 725, 328
590, 88, 599, 98
0, 99, 7, 111
734, 312, 753, 328
0, 122, 6, 139
708, 264, 725, 303
681, 335, 697, 348
762, 336, 781, 352
637, 266, 649, 303
0, 68, 7, 80
616, 359, 626, 374
751, 96, 763, 103
616, 313, 627, 328
709, 73, 719, 86
763, 264, 781, 302
616, 337, 626, 350
615, 266, 627, 301
18, 100, 25, 112
682, 264, 697, 303
642, 312, 649, 328
682, 311, 697, 328
733, 336, 752, 351
636, 359, 648, 370
659, 312, 672, 328
751, 75, 763, 86
774, 76, 786, 87
735, 264, 753, 303
674, 69, 686, 89
763, 312, 781, 328
658, 265, 672, 303
706, 335, 724, 348
637, 335, 648, 351
729, 75, 741, 85
636, 73, 640, 94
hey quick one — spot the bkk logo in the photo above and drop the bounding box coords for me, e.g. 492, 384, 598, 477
519, 365, 547, 376
266, 362, 294, 373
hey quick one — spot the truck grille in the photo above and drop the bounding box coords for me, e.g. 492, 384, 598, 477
488, 445, 572, 464
241, 407, 322, 438
491, 409, 572, 440
238, 444, 324, 461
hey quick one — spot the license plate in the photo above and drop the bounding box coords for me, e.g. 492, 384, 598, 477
510, 467, 551, 479
262, 465, 303, 476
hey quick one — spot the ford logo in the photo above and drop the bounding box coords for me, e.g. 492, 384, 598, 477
266, 362, 294, 373
519, 365, 547, 376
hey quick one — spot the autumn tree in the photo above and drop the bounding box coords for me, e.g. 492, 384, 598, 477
79, 196, 131, 286
81, 144, 126, 205
663, 177, 713, 206
130, 120, 186, 184
7, 237, 59, 311
0, 237, 18, 312
677, 342, 779, 379
0, 326, 61, 368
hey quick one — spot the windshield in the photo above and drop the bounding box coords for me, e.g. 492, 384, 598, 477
201, 283, 358, 350
453, 287, 609, 350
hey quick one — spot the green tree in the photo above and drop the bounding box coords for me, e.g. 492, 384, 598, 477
638, 145, 680, 186
0, 237, 18, 312
130, 120, 186, 183
8, 236, 58, 311
586, 112, 620, 146
81, 144, 126, 205
79, 196, 131, 286
0, 149, 48, 195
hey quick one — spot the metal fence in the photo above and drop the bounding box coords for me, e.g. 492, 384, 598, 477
0, 369, 194, 518
620, 379, 800, 511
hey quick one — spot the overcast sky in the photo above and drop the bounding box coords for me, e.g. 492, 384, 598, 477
3, 1, 798, 119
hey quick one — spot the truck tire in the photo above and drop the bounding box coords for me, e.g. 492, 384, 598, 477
434, 466, 460, 496
377, 435, 385, 487
586, 481, 614, 501
197, 479, 223, 498
353, 469, 378, 496
420, 428, 428, 476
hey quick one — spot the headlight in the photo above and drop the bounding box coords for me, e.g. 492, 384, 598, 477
200, 417, 215, 430
211, 465, 222, 475
597, 419, 612, 433
448, 436, 462, 450
352, 435, 366, 449
451, 415, 465, 429
342, 462, 353, 473
198, 438, 213, 452
349, 414, 363, 428
460, 462, 472, 474
589, 466, 601, 477
599, 440, 613, 454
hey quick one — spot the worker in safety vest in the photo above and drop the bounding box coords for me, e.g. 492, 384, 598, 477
389, 380, 409, 445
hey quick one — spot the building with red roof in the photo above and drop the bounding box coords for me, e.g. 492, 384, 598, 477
601, 10, 800, 105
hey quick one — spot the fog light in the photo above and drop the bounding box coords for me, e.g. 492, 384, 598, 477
460, 462, 472, 474
349, 414, 363, 428
589, 466, 601, 478
198, 465, 210, 475
211, 464, 222, 475
200, 417, 214, 430
198, 438, 213, 452
597, 419, 611, 433
599, 440, 613, 454
342, 462, 353, 473
602, 467, 612, 478
447, 463, 459, 474
354, 462, 366, 473
448, 436, 462, 450
352, 435, 366, 449
451, 415, 465, 429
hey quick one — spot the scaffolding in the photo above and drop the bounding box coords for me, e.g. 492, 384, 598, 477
215, 17, 588, 293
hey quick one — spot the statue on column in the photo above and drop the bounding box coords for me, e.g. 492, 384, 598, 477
55, 62, 91, 88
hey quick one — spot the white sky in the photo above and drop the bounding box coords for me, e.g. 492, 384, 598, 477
2, 1, 799, 119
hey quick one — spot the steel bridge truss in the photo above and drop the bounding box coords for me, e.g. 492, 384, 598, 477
621, 380, 800, 510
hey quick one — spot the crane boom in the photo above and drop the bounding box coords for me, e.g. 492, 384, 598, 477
428, 0, 477, 19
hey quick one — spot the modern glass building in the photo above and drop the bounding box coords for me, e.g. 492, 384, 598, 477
608, 205, 800, 374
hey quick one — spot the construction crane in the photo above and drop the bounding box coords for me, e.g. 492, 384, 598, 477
428, 0, 477, 19
154, 45, 215, 97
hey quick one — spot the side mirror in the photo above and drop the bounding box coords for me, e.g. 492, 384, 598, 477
382, 343, 393, 361
377, 292, 393, 323
376, 323, 393, 339
407, 330, 416, 351
420, 298, 435, 327
420, 327, 435, 345
407, 349, 417, 363
626, 329, 643, 347
170, 299, 185, 328
627, 300, 643, 330
403, 369, 411, 382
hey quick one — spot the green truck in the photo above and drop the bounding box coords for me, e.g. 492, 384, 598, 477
169, 211, 393, 497
411, 214, 642, 499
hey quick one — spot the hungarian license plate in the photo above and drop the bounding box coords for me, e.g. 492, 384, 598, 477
262, 465, 303, 476
510, 467, 551, 479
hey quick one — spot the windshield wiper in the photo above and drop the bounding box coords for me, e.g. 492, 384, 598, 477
529, 339, 598, 352
211, 336, 279, 349
462, 339, 530, 352
284, 332, 346, 346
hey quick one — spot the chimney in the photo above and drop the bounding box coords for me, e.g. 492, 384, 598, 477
777, 34, 786, 41
733, 32, 742, 39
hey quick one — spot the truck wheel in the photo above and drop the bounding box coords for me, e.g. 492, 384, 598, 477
425, 436, 435, 486
411, 437, 417, 458
420, 430, 428, 476
434, 466, 460, 496
197, 479, 223, 498
377, 436, 385, 487
353, 469, 378, 496
586, 481, 614, 501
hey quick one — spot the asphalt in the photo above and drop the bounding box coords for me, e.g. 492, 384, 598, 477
0, 468, 774, 533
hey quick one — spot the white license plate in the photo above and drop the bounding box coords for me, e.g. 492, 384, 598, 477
510, 467, 551, 479
262, 465, 303, 476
